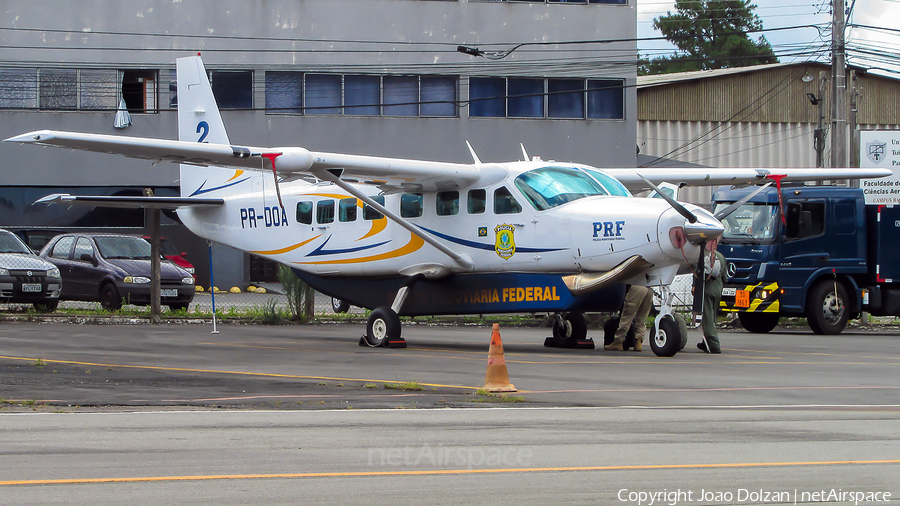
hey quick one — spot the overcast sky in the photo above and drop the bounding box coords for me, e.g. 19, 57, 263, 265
636, 0, 900, 76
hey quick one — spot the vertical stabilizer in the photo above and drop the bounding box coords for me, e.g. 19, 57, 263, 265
176, 56, 247, 198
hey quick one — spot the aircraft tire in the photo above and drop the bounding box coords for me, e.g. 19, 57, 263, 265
332, 297, 350, 314
552, 312, 587, 345
366, 306, 401, 347
675, 313, 688, 350
806, 280, 848, 335
650, 315, 681, 357
738, 312, 779, 334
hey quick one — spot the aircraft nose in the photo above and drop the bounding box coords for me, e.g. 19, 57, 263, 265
682, 207, 724, 244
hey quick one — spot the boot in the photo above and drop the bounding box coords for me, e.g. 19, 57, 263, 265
633, 338, 642, 352
604, 340, 624, 351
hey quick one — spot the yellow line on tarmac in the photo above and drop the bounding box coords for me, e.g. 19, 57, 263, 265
0, 355, 475, 391
2, 459, 898, 486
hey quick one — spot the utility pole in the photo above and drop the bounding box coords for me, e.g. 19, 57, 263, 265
831, 0, 848, 168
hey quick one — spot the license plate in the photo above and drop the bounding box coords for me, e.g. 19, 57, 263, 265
160, 289, 178, 298
735, 289, 751, 308
722, 287, 736, 296
21, 283, 42, 293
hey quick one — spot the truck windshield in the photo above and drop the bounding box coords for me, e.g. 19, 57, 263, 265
714, 202, 778, 242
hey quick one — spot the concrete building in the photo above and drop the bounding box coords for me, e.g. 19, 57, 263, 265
0, 0, 637, 287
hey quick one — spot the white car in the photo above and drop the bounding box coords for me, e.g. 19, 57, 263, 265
0, 229, 62, 311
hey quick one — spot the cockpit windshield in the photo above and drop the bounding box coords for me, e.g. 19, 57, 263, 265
581, 168, 632, 197
714, 202, 778, 242
514, 166, 608, 211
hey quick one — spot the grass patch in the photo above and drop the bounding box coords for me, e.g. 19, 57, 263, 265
471, 388, 525, 403
362, 383, 378, 389
383, 381, 424, 391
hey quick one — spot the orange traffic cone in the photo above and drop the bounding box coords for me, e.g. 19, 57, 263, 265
483, 323, 517, 393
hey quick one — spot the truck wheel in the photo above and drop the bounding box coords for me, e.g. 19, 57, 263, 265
738, 312, 780, 333
650, 315, 681, 357
807, 280, 848, 335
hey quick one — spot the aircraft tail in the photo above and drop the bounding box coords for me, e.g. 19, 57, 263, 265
176, 56, 247, 198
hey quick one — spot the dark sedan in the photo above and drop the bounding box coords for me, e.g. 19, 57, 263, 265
0, 228, 63, 311
40, 233, 195, 311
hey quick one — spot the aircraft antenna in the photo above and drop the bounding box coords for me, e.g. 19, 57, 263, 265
465, 141, 482, 165
520, 143, 529, 161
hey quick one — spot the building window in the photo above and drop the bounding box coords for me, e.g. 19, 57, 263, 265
305, 74, 342, 115
0, 69, 38, 109
266, 71, 303, 114
121, 70, 158, 113
383, 76, 418, 116
587, 79, 624, 119
508, 78, 544, 118
469, 77, 505, 117
420, 76, 457, 117
548, 79, 585, 119
344, 75, 380, 116
211, 70, 252, 109
40, 69, 77, 110
79, 70, 118, 110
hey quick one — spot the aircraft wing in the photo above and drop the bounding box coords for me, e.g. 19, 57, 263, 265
34, 193, 224, 209
5, 130, 483, 192
607, 167, 893, 192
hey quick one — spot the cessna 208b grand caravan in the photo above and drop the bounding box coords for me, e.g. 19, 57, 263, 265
6, 56, 889, 356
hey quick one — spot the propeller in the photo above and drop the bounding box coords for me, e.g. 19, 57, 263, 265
713, 182, 773, 221
637, 174, 697, 224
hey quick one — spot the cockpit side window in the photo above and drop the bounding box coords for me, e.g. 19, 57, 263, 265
493, 187, 522, 214
582, 168, 632, 197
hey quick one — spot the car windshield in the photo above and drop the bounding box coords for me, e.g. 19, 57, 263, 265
715, 202, 778, 242
0, 233, 33, 254
95, 236, 153, 259
581, 168, 632, 197
514, 166, 609, 211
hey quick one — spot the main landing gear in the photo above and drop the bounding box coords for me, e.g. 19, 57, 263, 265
544, 312, 595, 349
359, 276, 424, 349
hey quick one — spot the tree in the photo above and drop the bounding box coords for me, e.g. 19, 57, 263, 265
641, 0, 778, 75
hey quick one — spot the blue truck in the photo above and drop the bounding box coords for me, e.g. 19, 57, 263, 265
711, 185, 900, 334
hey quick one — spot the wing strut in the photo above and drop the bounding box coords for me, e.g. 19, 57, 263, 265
313, 169, 475, 272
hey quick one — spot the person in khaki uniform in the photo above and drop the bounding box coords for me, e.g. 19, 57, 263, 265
696, 240, 726, 354
605, 285, 654, 352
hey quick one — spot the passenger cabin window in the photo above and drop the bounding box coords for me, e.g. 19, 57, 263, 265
339, 198, 358, 222
364, 196, 385, 220
400, 193, 423, 218
436, 191, 459, 216
50, 236, 74, 259
494, 187, 522, 214
468, 189, 486, 214
317, 200, 335, 224
296, 201, 313, 224
514, 167, 606, 211
73, 237, 93, 261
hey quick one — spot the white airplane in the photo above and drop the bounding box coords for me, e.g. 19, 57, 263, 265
5, 56, 890, 356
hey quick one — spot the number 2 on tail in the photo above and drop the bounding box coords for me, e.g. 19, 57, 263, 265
196, 121, 209, 143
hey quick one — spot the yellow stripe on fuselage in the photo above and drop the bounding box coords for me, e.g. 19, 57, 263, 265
306, 193, 386, 241
226, 170, 244, 182
250, 235, 322, 255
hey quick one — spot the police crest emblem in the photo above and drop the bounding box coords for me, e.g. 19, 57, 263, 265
494, 224, 516, 260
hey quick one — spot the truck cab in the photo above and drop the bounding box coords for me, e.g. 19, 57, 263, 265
712, 186, 868, 334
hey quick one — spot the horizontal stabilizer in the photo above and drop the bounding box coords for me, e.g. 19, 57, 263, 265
34, 194, 224, 209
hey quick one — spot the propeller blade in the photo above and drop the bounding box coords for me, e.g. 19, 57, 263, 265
692, 241, 706, 314
637, 174, 697, 224
714, 182, 773, 220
